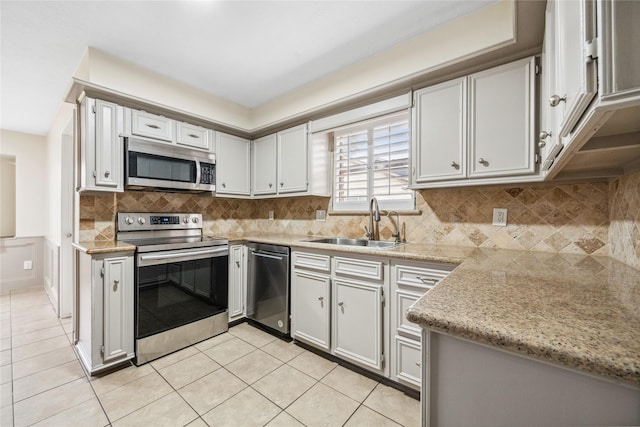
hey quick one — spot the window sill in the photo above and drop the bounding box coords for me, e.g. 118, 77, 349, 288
327, 209, 422, 216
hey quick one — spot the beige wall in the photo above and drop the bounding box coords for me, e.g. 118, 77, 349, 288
73, 1, 516, 134
0, 130, 47, 237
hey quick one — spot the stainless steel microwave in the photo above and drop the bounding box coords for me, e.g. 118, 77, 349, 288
125, 137, 215, 193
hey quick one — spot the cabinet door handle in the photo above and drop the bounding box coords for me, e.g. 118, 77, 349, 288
538, 141, 547, 148
187, 133, 200, 139
146, 123, 160, 129
113, 280, 119, 292
549, 95, 566, 107
222, 183, 226, 188
416, 362, 421, 367
104, 170, 110, 177
450, 161, 459, 169
280, 182, 284, 187
235, 261, 240, 268
269, 183, 273, 188
338, 302, 344, 306
539, 130, 551, 140
478, 158, 489, 166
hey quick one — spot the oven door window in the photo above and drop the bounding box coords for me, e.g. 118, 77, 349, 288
136, 256, 228, 339
129, 151, 197, 184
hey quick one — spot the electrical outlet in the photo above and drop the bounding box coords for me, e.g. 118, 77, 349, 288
493, 208, 507, 226
316, 210, 326, 222
268, 211, 274, 221
23, 260, 33, 270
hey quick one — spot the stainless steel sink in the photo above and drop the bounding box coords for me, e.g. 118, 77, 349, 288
305, 237, 403, 249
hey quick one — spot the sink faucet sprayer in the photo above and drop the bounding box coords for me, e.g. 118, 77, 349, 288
364, 197, 380, 240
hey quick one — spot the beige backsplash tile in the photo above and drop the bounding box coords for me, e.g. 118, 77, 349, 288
77, 174, 639, 267
609, 170, 640, 269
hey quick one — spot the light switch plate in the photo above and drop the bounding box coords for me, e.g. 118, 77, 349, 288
316, 210, 326, 222
493, 208, 507, 226
268, 211, 274, 221
23, 260, 33, 270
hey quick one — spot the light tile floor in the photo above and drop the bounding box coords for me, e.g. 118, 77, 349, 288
0, 288, 420, 426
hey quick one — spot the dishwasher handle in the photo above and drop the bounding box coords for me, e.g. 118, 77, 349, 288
251, 250, 287, 261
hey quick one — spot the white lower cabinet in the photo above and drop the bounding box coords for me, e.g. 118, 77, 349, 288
390, 260, 455, 390
228, 244, 247, 323
292, 269, 331, 351
76, 250, 134, 374
333, 278, 384, 371
291, 250, 388, 376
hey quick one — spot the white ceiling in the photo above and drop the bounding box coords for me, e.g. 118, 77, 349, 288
1, 0, 493, 135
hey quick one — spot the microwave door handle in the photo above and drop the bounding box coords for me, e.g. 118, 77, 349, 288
195, 159, 201, 186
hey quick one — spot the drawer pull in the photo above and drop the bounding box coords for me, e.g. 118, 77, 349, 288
146, 124, 160, 129
416, 275, 437, 285
113, 280, 119, 292
187, 133, 200, 139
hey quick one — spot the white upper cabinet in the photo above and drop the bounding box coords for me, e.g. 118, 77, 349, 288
413, 78, 467, 183
78, 96, 124, 192
411, 56, 537, 188
215, 132, 251, 196
543, 0, 640, 179
126, 108, 215, 153
277, 124, 308, 194
130, 109, 175, 142
252, 134, 278, 195
251, 123, 329, 198
552, 0, 597, 138
468, 57, 536, 178
176, 122, 213, 151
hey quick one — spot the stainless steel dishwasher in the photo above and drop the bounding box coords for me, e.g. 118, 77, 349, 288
246, 243, 290, 335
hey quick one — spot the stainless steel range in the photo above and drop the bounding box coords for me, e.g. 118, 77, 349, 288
117, 212, 228, 365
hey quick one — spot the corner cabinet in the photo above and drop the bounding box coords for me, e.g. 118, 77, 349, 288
541, 0, 640, 180
411, 56, 538, 188
75, 249, 134, 374
215, 132, 251, 197
228, 244, 247, 323
78, 96, 124, 192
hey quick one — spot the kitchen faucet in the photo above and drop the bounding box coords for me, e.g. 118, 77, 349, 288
387, 211, 402, 243
364, 196, 380, 240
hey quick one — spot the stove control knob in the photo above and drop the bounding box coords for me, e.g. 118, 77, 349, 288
125, 216, 134, 225
183, 217, 189, 224
192, 217, 199, 223
137, 217, 146, 225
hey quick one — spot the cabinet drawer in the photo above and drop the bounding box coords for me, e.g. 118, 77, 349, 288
395, 263, 453, 290
293, 252, 331, 272
177, 122, 212, 150
334, 257, 383, 281
395, 336, 422, 388
395, 290, 422, 339
131, 110, 174, 142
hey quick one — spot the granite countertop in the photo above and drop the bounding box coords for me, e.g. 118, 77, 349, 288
78, 233, 640, 385
73, 240, 136, 255
231, 233, 640, 386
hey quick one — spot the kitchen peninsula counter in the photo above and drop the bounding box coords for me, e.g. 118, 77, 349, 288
219, 233, 640, 386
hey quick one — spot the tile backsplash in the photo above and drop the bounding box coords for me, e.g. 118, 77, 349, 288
80, 172, 640, 267
609, 170, 640, 269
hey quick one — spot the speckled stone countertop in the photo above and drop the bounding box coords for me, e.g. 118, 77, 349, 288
224, 233, 640, 386
73, 241, 136, 255
79, 233, 640, 385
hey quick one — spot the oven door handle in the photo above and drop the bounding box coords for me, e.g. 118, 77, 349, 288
138, 246, 228, 266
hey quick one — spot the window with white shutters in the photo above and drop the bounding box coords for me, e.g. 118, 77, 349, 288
333, 112, 414, 211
